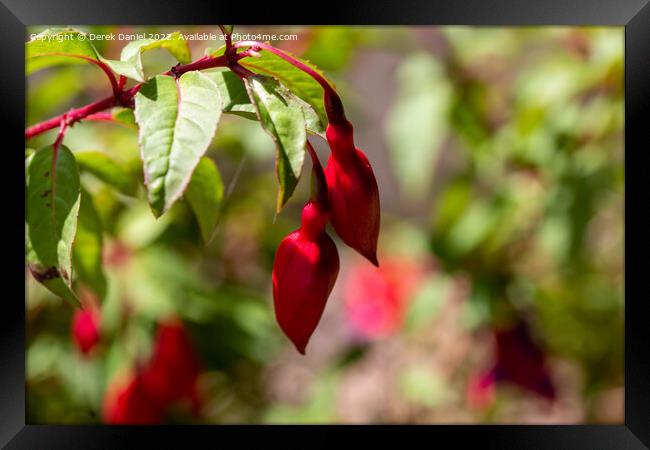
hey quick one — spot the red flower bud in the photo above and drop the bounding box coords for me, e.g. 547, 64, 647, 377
71, 308, 100, 356
272, 144, 340, 354
324, 119, 380, 266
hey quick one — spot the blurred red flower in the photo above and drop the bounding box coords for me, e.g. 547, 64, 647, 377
102, 319, 202, 424
103, 372, 164, 424
139, 320, 202, 409
343, 257, 425, 339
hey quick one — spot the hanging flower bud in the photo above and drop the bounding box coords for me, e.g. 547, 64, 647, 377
71, 308, 101, 356
323, 92, 380, 266
272, 143, 340, 354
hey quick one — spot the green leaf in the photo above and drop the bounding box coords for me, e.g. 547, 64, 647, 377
26, 145, 81, 306
185, 157, 224, 243
135, 72, 223, 216
244, 75, 307, 211
26, 28, 102, 75
203, 69, 257, 119
75, 151, 137, 196
73, 188, 107, 299
241, 50, 331, 130
103, 32, 191, 82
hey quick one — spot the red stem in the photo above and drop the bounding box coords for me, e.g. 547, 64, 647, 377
84, 112, 114, 122
168, 54, 228, 77
53, 116, 67, 152
25, 95, 119, 139
96, 59, 121, 97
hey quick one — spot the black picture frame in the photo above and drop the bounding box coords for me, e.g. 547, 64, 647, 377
3, 0, 648, 447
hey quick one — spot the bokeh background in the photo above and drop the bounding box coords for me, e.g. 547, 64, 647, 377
25, 26, 624, 424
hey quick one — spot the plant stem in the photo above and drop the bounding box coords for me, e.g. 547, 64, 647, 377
67, 55, 121, 97
25, 95, 119, 139
53, 116, 68, 152
96, 59, 121, 97
169, 54, 228, 77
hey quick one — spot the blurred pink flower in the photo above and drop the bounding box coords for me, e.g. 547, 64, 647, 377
343, 257, 424, 339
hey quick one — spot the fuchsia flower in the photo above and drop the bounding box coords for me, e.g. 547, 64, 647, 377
324, 112, 381, 267
71, 308, 101, 356
272, 144, 340, 354
343, 258, 424, 339
467, 321, 556, 410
